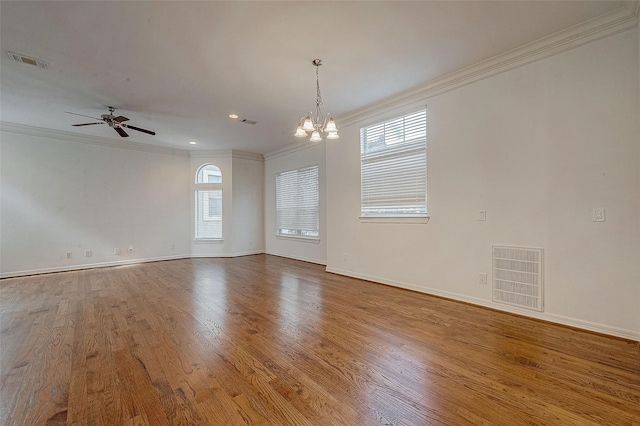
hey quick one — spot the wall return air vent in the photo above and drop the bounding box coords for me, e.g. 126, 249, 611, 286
492, 245, 544, 312
6, 51, 48, 69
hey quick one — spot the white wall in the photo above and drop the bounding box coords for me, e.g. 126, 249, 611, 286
231, 155, 265, 255
264, 142, 326, 264
1, 129, 191, 276
326, 28, 640, 339
0, 134, 266, 276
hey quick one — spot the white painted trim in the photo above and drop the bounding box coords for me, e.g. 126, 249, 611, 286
0, 251, 267, 278
359, 216, 430, 224
265, 251, 327, 266
629, 0, 640, 20
189, 149, 234, 158
276, 235, 320, 243
325, 266, 640, 342
0, 122, 190, 157
0, 255, 191, 279
258, 1, 639, 164
231, 151, 264, 162
189, 150, 263, 161
264, 140, 325, 161
190, 250, 265, 258
338, 3, 639, 128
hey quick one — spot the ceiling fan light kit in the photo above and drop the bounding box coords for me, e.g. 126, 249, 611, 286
66, 106, 156, 138
295, 59, 339, 142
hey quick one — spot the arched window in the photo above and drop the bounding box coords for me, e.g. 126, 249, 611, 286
196, 164, 222, 184
195, 164, 222, 239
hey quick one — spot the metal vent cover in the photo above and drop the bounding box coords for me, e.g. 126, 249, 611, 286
492, 245, 544, 312
6, 51, 48, 69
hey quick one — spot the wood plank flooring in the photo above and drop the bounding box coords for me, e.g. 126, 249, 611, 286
1, 254, 639, 425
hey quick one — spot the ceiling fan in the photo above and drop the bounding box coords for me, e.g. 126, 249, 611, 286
65, 106, 156, 137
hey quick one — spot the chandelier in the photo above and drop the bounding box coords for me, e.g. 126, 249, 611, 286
294, 59, 339, 142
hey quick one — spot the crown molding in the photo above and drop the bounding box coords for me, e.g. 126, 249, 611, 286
231, 150, 264, 161
189, 150, 263, 161
338, 2, 640, 127
631, 0, 640, 19
0, 122, 190, 157
264, 140, 325, 161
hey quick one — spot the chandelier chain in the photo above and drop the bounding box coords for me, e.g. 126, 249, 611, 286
316, 64, 323, 107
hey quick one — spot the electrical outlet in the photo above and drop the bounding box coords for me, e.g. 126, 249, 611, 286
113, 248, 121, 255
342, 253, 348, 261
478, 273, 487, 284
84, 250, 92, 257
65, 252, 72, 259
478, 210, 486, 221
592, 208, 605, 222
128, 247, 134, 253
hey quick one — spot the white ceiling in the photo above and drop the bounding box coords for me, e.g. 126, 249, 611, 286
0, 1, 625, 155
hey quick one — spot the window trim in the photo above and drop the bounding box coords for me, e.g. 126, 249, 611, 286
276, 235, 321, 243
196, 164, 222, 184
359, 216, 430, 224
194, 163, 223, 240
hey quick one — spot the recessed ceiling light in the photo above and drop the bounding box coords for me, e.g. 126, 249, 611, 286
229, 114, 239, 119
189, 141, 197, 145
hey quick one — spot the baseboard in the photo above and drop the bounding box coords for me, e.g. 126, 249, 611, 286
325, 266, 640, 342
265, 251, 327, 266
190, 250, 265, 258
1, 254, 191, 279
0, 251, 268, 278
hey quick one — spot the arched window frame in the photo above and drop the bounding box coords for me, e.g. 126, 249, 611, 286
195, 164, 223, 240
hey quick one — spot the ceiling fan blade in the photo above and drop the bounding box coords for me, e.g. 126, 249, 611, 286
72, 122, 104, 126
65, 111, 102, 121
114, 127, 129, 137
113, 116, 129, 123
121, 123, 156, 136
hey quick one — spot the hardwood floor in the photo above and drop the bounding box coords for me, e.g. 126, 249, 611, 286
1, 255, 638, 425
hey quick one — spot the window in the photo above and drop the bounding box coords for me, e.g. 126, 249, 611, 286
197, 164, 222, 184
360, 108, 427, 218
195, 164, 222, 239
276, 165, 319, 239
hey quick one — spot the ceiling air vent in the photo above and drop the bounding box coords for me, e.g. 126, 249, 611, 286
6, 51, 48, 69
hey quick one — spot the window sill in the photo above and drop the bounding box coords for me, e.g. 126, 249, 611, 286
276, 235, 321, 244
193, 238, 224, 243
359, 216, 430, 224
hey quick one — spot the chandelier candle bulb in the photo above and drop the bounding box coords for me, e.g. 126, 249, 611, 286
294, 59, 338, 142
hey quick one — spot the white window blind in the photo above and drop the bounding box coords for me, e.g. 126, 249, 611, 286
276, 165, 319, 238
360, 109, 427, 217
195, 190, 222, 239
